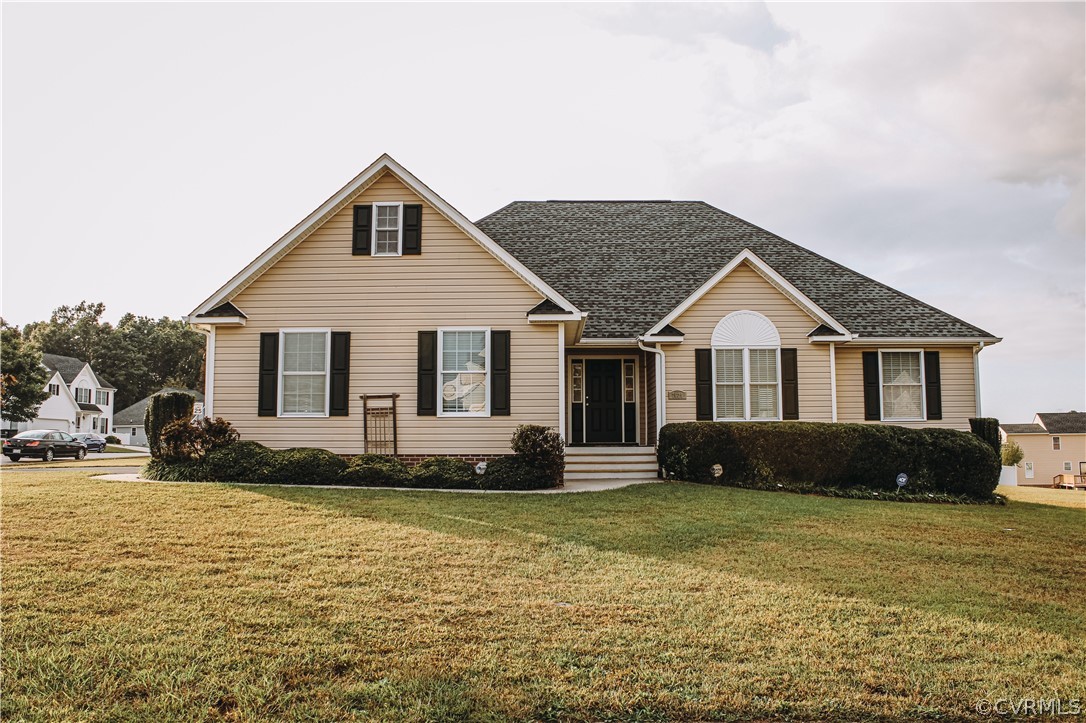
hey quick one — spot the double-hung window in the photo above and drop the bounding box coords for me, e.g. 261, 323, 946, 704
96, 390, 109, 406
373, 203, 402, 256
1052, 436, 1061, 451
48, 383, 60, 396
714, 347, 780, 420
438, 329, 489, 416
75, 387, 91, 404
279, 330, 330, 416
880, 351, 924, 421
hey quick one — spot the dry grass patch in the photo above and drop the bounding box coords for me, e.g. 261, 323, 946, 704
3, 473, 1084, 721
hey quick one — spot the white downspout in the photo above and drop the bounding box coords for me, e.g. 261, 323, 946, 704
557, 323, 566, 442
829, 342, 838, 422
637, 338, 666, 436
973, 341, 985, 418
192, 325, 215, 418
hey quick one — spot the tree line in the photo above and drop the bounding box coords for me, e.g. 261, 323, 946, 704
1, 302, 204, 421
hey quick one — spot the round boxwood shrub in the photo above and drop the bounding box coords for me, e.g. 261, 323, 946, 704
658, 421, 1000, 500
408, 457, 476, 489
510, 424, 565, 485
340, 454, 410, 487
480, 456, 555, 491
265, 448, 347, 486
203, 440, 276, 483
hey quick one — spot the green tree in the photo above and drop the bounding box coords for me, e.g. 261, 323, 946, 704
1001, 439, 1024, 466
0, 320, 50, 423
23, 302, 205, 410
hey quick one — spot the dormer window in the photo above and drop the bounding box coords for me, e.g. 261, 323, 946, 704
373, 202, 402, 256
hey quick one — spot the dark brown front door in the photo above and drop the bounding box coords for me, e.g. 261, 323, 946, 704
585, 359, 622, 444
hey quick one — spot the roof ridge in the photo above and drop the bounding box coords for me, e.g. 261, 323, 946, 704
697, 202, 996, 339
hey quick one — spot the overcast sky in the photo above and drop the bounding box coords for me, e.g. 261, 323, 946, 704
3, 3, 1083, 423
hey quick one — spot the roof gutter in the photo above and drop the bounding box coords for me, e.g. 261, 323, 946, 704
637, 337, 666, 437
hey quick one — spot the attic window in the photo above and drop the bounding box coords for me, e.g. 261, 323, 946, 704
373, 203, 402, 256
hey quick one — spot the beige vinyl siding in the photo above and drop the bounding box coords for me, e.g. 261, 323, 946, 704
1005, 432, 1086, 486
664, 262, 833, 422
214, 171, 558, 456
835, 346, 976, 430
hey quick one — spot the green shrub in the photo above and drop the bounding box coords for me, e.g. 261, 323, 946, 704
265, 448, 347, 486
142, 458, 209, 483
510, 424, 565, 485
1002, 439, 1024, 466
104, 435, 121, 445
658, 421, 1000, 500
969, 417, 1001, 459
409, 457, 476, 489
204, 441, 275, 483
480, 455, 555, 490
159, 417, 240, 463
340, 454, 410, 487
145, 391, 196, 459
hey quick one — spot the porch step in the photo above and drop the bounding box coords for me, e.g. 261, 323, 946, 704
564, 445, 658, 481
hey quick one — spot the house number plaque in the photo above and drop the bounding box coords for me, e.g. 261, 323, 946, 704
667, 390, 687, 401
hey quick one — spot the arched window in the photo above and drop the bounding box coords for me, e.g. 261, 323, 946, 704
711, 310, 781, 421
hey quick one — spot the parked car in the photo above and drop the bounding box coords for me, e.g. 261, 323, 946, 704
3, 430, 87, 462
73, 433, 108, 453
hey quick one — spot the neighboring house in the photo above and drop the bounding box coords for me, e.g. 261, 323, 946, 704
1, 353, 116, 436
184, 155, 1000, 476
112, 388, 204, 446
1000, 412, 1086, 487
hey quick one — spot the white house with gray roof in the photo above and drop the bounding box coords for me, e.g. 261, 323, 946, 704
2, 353, 115, 436
184, 155, 1000, 479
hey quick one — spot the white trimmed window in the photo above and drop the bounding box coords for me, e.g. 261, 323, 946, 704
438, 329, 489, 416
373, 203, 402, 256
96, 390, 109, 406
279, 330, 330, 416
1064, 461, 1073, 472
75, 386, 92, 404
1052, 436, 1061, 451
880, 351, 924, 421
711, 311, 781, 421
48, 383, 60, 396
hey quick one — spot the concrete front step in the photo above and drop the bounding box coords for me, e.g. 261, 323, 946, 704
564, 466, 655, 477
565, 455, 657, 466
565, 465, 659, 476
566, 446, 655, 455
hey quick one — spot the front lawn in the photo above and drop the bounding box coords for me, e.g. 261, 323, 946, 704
3, 473, 1083, 721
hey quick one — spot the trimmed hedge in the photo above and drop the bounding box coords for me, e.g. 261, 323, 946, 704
481, 455, 554, 491
969, 417, 1001, 459
145, 391, 196, 459
266, 448, 347, 486
340, 454, 410, 487
408, 457, 476, 489
658, 422, 1000, 500
510, 425, 565, 485
203, 441, 276, 483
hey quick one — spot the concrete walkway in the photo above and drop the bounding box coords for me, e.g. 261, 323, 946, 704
94, 472, 662, 494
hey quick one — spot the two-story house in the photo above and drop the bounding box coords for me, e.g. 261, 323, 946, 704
2, 354, 116, 436
185, 155, 1001, 479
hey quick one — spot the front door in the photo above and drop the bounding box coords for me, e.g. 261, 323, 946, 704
585, 359, 622, 444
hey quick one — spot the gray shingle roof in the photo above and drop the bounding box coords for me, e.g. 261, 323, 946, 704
1036, 412, 1086, 434
41, 353, 115, 389
41, 353, 88, 384
77, 403, 102, 413
1000, 423, 1046, 435
475, 201, 996, 340
113, 388, 205, 426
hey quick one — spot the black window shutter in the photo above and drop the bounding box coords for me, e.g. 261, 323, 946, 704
402, 204, 422, 255
781, 348, 799, 420
924, 351, 942, 420
491, 330, 511, 416
417, 331, 437, 416
695, 349, 713, 421
352, 205, 372, 255
862, 351, 881, 421
329, 332, 351, 416
258, 333, 279, 417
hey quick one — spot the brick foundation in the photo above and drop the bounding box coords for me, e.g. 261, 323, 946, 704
342, 452, 510, 468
